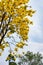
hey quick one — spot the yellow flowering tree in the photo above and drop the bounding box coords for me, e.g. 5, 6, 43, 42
0, 0, 35, 62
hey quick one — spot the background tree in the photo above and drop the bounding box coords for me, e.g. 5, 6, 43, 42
18, 51, 43, 65
0, 0, 35, 63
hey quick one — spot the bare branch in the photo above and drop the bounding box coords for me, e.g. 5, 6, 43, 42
0, 12, 6, 28
0, 16, 11, 44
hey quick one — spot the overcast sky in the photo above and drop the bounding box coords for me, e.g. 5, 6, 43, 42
0, 0, 43, 65
29, 0, 43, 43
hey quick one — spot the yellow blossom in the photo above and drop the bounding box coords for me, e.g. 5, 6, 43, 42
0, 44, 5, 50
16, 42, 26, 48
14, 47, 18, 51
0, 52, 2, 56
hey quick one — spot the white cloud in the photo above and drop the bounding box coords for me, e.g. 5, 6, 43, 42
28, 0, 43, 43
28, 42, 43, 54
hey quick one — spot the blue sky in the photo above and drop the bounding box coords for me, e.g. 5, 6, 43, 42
0, 0, 43, 65
29, 0, 43, 43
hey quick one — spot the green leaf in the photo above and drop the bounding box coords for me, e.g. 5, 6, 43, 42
9, 62, 17, 65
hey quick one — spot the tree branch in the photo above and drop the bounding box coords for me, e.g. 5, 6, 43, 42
0, 16, 11, 44
0, 12, 6, 28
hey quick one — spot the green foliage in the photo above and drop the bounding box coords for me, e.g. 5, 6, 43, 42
9, 62, 17, 65
18, 51, 43, 65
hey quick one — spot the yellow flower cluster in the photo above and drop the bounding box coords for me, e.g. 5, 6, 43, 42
0, 44, 5, 50
5, 42, 9, 47
16, 6, 27, 17
16, 42, 27, 48
20, 22, 29, 40
14, 47, 18, 51
12, 0, 30, 6
0, 0, 29, 15
10, 17, 30, 40
0, 53, 2, 56
27, 9, 36, 17
0, 0, 35, 56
